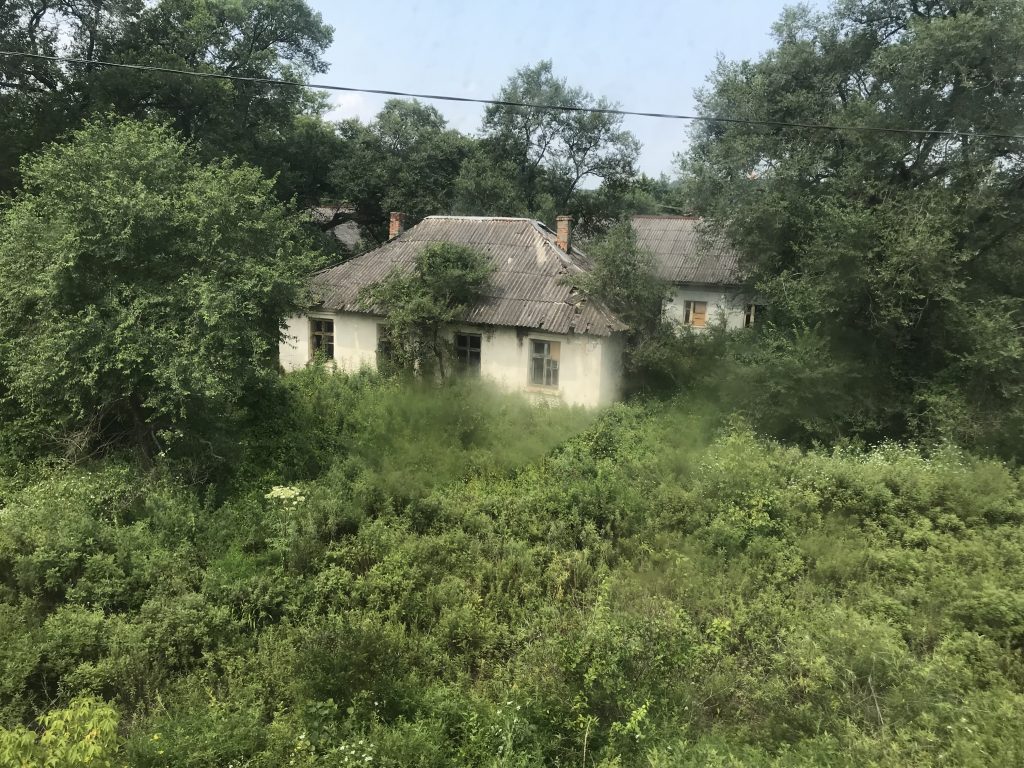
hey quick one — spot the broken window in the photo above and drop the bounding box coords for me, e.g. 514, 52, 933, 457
310, 318, 334, 359
530, 339, 560, 388
455, 332, 482, 374
683, 300, 708, 328
744, 304, 766, 328
376, 324, 398, 373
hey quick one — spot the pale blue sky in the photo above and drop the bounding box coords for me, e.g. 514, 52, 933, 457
308, 1, 829, 177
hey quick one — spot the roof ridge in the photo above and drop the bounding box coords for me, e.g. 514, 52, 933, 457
423, 215, 538, 222
308, 215, 630, 335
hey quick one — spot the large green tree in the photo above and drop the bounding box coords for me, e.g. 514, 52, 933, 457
0, 0, 334, 202
682, 0, 1024, 456
0, 118, 317, 462
457, 60, 641, 231
358, 243, 493, 377
330, 99, 473, 243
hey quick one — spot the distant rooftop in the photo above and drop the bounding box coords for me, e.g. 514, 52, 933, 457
311, 216, 627, 337
632, 215, 741, 286
311, 206, 361, 249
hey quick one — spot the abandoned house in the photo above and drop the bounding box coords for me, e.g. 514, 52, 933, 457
280, 213, 628, 407
632, 215, 761, 329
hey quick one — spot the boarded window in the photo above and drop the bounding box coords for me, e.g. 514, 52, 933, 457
530, 339, 560, 388
455, 333, 482, 374
310, 318, 334, 359
683, 300, 708, 328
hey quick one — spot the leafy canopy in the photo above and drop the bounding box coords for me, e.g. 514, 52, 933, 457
457, 60, 641, 232
574, 219, 668, 335
0, 696, 120, 768
0, 117, 317, 461
682, 0, 1024, 456
330, 100, 472, 243
0, 0, 334, 202
358, 242, 494, 377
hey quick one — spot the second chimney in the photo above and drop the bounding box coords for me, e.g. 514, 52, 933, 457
388, 211, 407, 240
555, 215, 573, 252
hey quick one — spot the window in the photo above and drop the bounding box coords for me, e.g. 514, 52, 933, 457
455, 333, 482, 374
376, 324, 398, 372
530, 339, 560, 388
744, 304, 765, 328
683, 300, 708, 328
310, 318, 334, 359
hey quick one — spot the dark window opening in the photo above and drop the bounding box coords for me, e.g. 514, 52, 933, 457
311, 318, 334, 359
744, 304, 766, 328
455, 333, 482, 374
376, 324, 398, 373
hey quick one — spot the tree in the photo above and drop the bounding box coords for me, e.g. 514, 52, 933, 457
358, 243, 493, 378
681, 0, 1024, 456
0, 0, 334, 202
330, 100, 473, 243
574, 220, 668, 335
458, 60, 641, 229
0, 118, 317, 462
572, 219, 693, 394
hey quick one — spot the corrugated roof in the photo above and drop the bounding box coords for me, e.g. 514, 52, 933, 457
310, 206, 361, 249
632, 215, 741, 286
311, 216, 628, 337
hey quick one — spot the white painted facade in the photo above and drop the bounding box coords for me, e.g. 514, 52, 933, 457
664, 284, 753, 331
280, 311, 380, 371
280, 312, 625, 408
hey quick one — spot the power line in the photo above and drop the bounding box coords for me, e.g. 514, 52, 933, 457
2, 50, 1023, 142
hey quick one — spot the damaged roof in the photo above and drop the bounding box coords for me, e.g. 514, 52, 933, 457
632, 215, 742, 286
311, 216, 628, 337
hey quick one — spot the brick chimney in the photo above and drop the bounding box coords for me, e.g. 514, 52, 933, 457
555, 215, 573, 252
388, 211, 407, 240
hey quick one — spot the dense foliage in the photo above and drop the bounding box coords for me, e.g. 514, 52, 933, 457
456, 60, 642, 231
330, 101, 473, 244
682, 0, 1024, 457
2, 371, 1023, 766
325, 62, 654, 241
0, 0, 334, 202
358, 243, 494, 378
2, 1, 659, 238
2, 2, 1023, 765
0, 118, 316, 465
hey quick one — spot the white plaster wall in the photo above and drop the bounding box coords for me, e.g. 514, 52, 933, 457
597, 333, 625, 407
664, 284, 750, 330
457, 325, 623, 408
280, 312, 623, 408
279, 311, 381, 372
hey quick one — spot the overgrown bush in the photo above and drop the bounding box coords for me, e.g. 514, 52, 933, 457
2, 375, 1023, 765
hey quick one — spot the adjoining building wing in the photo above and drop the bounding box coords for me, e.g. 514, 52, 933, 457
632, 215, 758, 330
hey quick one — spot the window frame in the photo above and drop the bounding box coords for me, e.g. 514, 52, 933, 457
309, 317, 335, 360
529, 338, 560, 389
376, 323, 397, 372
683, 300, 708, 328
744, 304, 765, 328
454, 332, 482, 374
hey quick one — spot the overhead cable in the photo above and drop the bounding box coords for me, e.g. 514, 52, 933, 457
2, 50, 1022, 142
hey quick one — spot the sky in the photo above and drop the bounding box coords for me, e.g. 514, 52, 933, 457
307, 0, 829, 178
